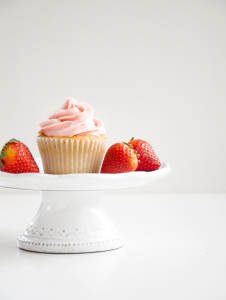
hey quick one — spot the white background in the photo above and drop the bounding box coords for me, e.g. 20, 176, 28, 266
0, 0, 226, 193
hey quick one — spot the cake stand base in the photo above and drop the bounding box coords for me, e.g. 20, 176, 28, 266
0, 159, 171, 254
17, 191, 125, 253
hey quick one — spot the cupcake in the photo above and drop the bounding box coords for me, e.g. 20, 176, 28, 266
37, 98, 108, 174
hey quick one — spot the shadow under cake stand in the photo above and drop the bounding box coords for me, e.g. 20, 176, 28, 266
0, 158, 171, 254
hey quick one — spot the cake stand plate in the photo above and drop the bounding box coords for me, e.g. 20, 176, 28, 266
0, 158, 171, 254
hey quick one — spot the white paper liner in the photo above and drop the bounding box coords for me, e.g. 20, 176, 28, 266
37, 137, 108, 174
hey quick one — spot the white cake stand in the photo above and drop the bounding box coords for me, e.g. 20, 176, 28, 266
0, 158, 171, 254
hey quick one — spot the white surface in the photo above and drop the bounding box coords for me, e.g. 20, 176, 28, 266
0, 158, 171, 190
0, 0, 226, 193
0, 191, 226, 300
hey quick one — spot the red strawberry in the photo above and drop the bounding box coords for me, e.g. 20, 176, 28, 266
0, 139, 39, 173
128, 137, 161, 171
101, 142, 138, 174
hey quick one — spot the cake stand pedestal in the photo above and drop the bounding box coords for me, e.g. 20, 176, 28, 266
18, 191, 124, 253
0, 158, 171, 254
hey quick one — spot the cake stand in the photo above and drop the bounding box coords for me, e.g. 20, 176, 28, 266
0, 158, 171, 254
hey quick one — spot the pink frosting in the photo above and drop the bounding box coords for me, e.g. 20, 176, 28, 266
39, 98, 106, 137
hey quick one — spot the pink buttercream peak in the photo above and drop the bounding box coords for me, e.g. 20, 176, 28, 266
61, 98, 79, 109
39, 98, 106, 137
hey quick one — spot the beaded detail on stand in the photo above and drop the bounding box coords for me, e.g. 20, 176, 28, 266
17, 236, 125, 253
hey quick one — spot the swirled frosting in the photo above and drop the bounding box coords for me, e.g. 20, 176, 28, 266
39, 98, 106, 137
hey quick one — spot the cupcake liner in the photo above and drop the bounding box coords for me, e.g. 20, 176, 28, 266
37, 136, 108, 174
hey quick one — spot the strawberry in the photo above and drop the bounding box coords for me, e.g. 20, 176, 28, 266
101, 142, 138, 174
0, 139, 39, 173
128, 137, 161, 171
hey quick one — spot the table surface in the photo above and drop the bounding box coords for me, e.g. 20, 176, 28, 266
0, 190, 226, 300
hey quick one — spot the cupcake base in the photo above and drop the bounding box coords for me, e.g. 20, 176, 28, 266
37, 134, 108, 174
